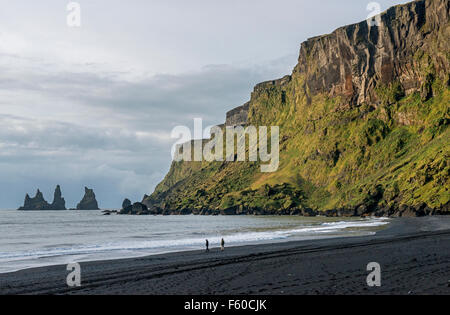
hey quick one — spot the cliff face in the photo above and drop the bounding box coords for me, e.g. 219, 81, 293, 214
144, 0, 449, 217
18, 186, 67, 210
76, 187, 100, 210
293, 0, 449, 107
226, 102, 250, 126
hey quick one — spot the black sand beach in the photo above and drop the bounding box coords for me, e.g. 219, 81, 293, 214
1, 217, 449, 295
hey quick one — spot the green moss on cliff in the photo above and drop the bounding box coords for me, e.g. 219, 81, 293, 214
146, 82, 449, 214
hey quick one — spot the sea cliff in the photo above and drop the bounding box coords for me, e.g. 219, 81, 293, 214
143, 0, 449, 217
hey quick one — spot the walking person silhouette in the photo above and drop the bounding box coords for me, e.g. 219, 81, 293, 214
205, 239, 209, 252
221, 238, 225, 251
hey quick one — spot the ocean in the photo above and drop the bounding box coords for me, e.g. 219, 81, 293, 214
0, 210, 390, 273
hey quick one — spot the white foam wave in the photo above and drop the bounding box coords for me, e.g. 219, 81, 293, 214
0, 218, 389, 264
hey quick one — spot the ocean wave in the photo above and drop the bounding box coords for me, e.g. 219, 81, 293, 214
0, 218, 389, 264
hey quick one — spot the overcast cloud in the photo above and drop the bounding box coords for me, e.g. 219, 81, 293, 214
0, 0, 408, 208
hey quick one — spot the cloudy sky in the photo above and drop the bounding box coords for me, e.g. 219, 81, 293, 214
0, 0, 408, 209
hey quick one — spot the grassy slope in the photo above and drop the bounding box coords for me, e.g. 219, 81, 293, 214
146, 80, 449, 213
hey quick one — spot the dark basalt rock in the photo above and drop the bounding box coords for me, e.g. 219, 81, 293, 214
18, 186, 67, 210
122, 198, 132, 209
49, 185, 66, 210
102, 210, 118, 215
18, 189, 50, 210
119, 202, 149, 215
145, 202, 447, 218
220, 207, 237, 216
76, 187, 100, 210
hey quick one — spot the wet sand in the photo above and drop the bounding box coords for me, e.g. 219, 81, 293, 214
1, 217, 449, 295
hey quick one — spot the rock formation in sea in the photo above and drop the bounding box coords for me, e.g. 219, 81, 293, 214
76, 187, 100, 210
119, 202, 149, 215
18, 185, 67, 210
122, 198, 132, 209
50, 185, 66, 210
18, 189, 50, 210
140, 0, 449, 217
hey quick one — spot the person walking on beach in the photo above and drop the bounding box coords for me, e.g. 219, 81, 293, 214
205, 239, 209, 252
221, 238, 225, 251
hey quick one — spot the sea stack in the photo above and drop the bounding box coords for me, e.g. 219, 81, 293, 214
49, 185, 66, 210
76, 187, 100, 210
18, 185, 66, 210
18, 189, 50, 210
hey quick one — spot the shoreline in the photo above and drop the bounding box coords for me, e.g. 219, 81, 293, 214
117, 202, 450, 217
1, 216, 449, 295
0, 215, 390, 275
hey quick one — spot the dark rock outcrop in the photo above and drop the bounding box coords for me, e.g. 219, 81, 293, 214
76, 187, 100, 210
49, 185, 66, 210
18, 186, 67, 210
122, 198, 132, 209
141, 201, 448, 218
119, 202, 150, 215
18, 189, 50, 210
102, 210, 118, 215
